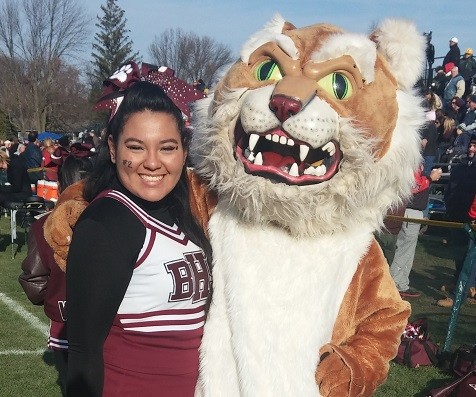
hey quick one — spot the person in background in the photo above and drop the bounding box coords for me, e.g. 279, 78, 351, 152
432, 66, 448, 99
443, 65, 465, 111
18, 144, 95, 396
89, 130, 101, 149
375, 204, 406, 265
390, 166, 442, 298
436, 116, 456, 165
459, 48, 476, 98
65, 80, 212, 396
447, 96, 467, 124
424, 88, 443, 111
3, 139, 12, 157
457, 94, 476, 135
24, 131, 43, 185
421, 110, 439, 177
443, 37, 461, 68
0, 150, 8, 184
7, 137, 19, 157
437, 134, 476, 307
443, 112, 472, 166
0, 143, 31, 205
57, 135, 70, 152
41, 137, 58, 181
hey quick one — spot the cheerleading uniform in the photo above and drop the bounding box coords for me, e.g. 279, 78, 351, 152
66, 187, 211, 397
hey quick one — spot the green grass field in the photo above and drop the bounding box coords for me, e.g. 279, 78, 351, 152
0, 215, 474, 396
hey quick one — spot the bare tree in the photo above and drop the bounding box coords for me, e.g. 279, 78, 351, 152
149, 28, 234, 88
0, 0, 90, 133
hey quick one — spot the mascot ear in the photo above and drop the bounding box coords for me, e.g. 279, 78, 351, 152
240, 13, 298, 63
370, 19, 426, 91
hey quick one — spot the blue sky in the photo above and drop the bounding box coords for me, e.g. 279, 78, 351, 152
81, 0, 472, 67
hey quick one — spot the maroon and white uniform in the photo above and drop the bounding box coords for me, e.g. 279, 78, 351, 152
66, 188, 211, 397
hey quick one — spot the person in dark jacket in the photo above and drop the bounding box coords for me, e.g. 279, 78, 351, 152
459, 48, 476, 98
0, 144, 32, 204
23, 131, 43, 184
443, 37, 461, 68
437, 134, 476, 307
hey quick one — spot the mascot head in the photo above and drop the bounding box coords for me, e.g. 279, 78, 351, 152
191, 15, 426, 237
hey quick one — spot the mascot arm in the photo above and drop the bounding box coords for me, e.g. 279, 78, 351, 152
316, 240, 410, 397
43, 181, 87, 272
43, 171, 215, 271
186, 168, 217, 237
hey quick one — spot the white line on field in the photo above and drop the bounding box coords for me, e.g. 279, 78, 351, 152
0, 292, 49, 337
0, 348, 48, 355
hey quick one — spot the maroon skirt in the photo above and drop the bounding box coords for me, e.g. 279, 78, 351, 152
102, 361, 198, 397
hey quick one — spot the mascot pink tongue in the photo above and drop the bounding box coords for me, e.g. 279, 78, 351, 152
191, 14, 425, 397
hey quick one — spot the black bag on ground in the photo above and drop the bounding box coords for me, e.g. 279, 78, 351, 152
450, 345, 476, 377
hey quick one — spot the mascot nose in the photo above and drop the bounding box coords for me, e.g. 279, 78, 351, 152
269, 95, 302, 122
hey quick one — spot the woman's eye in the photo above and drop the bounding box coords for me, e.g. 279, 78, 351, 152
161, 146, 178, 152
126, 145, 143, 151
254, 59, 283, 82
317, 72, 353, 100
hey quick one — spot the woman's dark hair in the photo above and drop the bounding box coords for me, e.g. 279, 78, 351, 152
58, 155, 94, 193
84, 81, 211, 259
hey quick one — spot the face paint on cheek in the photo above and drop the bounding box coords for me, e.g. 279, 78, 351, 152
122, 159, 133, 168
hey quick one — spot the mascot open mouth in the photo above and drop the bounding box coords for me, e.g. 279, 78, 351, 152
235, 121, 342, 186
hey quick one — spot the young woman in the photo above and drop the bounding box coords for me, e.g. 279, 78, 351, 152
66, 81, 211, 397
19, 145, 95, 396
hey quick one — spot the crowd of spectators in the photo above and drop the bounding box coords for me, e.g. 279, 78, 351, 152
426, 37, 476, 169
379, 35, 476, 306
0, 130, 101, 206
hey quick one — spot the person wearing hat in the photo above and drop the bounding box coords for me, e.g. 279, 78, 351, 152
438, 134, 476, 307
443, 65, 465, 110
459, 48, 476, 98
443, 37, 461, 68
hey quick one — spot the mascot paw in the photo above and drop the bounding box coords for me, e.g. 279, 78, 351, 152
43, 191, 88, 272
316, 353, 351, 397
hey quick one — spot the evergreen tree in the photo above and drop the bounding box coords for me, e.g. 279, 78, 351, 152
89, 0, 139, 96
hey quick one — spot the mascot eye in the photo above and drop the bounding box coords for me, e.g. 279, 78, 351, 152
317, 72, 353, 100
254, 60, 283, 82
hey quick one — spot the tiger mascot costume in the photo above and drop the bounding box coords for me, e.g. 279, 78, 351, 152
44, 15, 425, 397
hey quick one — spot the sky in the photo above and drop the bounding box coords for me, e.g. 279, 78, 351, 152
81, 0, 471, 68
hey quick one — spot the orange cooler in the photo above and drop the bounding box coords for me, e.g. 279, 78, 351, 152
44, 181, 59, 201
37, 180, 46, 198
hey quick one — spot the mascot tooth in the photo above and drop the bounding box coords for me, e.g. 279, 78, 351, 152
191, 15, 426, 397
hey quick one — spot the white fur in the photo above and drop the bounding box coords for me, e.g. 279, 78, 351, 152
373, 19, 426, 91
240, 13, 299, 63
197, 206, 375, 396
310, 33, 377, 84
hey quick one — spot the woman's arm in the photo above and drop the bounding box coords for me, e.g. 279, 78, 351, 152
66, 200, 145, 397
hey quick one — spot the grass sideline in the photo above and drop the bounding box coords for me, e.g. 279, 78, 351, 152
0, 216, 475, 396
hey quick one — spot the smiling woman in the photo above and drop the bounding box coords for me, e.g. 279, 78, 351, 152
108, 110, 186, 202
65, 80, 212, 397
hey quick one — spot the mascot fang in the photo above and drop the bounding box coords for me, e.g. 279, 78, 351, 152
191, 15, 425, 397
